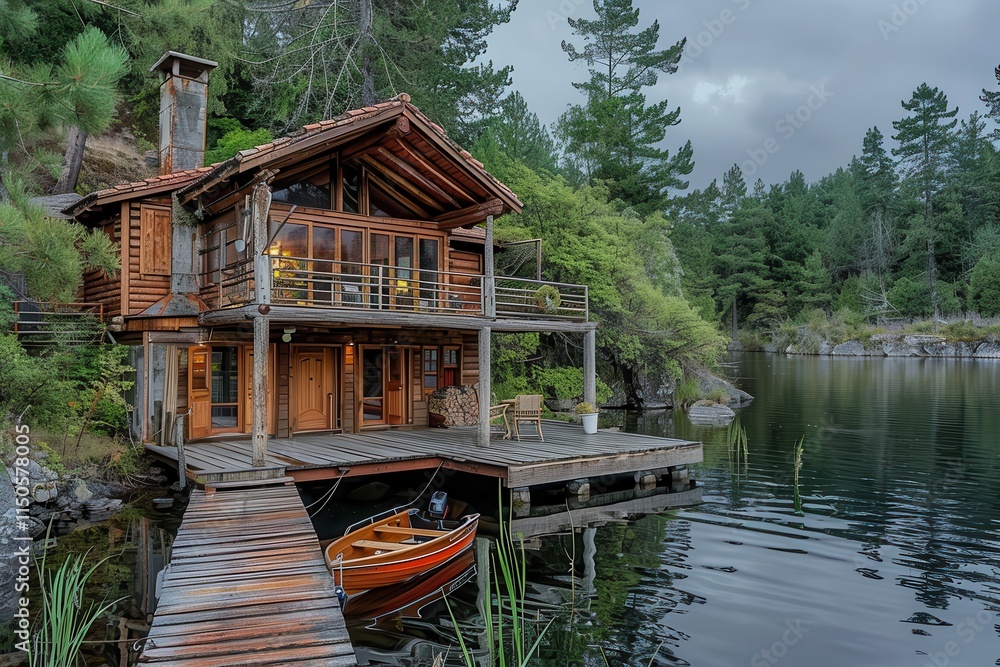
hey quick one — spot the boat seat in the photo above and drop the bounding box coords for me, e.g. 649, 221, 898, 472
375, 526, 443, 537
352, 539, 410, 551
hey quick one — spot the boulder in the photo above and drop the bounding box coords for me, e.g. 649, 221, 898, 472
70, 478, 94, 504
974, 342, 1000, 358
0, 474, 22, 620
832, 341, 865, 356
687, 404, 736, 426
691, 367, 754, 408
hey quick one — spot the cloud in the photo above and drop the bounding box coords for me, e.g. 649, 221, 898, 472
692, 75, 752, 107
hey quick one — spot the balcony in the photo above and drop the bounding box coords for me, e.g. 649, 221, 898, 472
202, 256, 589, 323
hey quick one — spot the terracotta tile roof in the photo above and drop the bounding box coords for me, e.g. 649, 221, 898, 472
68, 93, 521, 217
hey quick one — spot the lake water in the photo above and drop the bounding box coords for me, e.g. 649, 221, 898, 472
569, 352, 1000, 666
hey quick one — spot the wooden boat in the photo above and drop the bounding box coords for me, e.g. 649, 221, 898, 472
324, 508, 479, 594
343, 549, 476, 620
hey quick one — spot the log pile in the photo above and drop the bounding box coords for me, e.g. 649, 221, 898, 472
428, 385, 480, 426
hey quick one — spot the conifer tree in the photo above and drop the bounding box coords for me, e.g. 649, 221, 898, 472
557, 0, 692, 214
892, 83, 958, 320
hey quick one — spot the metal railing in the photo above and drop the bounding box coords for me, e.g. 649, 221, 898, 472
496, 277, 589, 320
202, 255, 589, 322
12, 301, 105, 346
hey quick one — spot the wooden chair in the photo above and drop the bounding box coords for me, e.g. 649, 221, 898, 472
512, 394, 544, 441
488, 403, 511, 439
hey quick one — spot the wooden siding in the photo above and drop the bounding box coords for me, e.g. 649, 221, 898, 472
140, 205, 172, 275
277, 342, 291, 438
128, 200, 172, 315
82, 213, 123, 319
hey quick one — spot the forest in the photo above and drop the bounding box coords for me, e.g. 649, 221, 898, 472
2, 0, 1000, 423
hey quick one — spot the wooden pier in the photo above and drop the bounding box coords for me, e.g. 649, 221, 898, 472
146, 421, 702, 489
139, 484, 356, 666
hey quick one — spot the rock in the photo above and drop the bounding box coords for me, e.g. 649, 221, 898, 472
924, 342, 957, 357
70, 478, 94, 504
884, 341, 920, 356
818, 341, 832, 355
904, 334, 945, 347
974, 342, 1000, 358
832, 341, 865, 356
691, 367, 754, 408
32, 482, 58, 503
687, 404, 736, 426
0, 469, 22, 620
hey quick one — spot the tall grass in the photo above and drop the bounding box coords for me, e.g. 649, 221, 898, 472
792, 436, 805, 515
29, 543, 122, 667
446, 487, 551, 667
727, 418, 749, 477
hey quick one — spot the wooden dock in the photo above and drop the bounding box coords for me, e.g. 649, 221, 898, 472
145, 421, 702, 487
139, 484, 356, 666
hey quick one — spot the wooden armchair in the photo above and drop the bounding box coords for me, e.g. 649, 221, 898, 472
488, 403, 511, 439
512, 394, 544, 441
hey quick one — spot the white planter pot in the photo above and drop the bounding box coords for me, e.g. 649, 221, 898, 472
581, 413, 598, 434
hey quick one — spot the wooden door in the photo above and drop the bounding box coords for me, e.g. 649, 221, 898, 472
386, 348, 406, 425
293, 347, 335, 432
242, 345, 277, 435
187, 346, 211, 440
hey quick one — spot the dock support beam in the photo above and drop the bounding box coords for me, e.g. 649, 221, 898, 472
477, 326, 492, 447
478, 214, 496, 448
251, 181, 272, 468
583, 328, 596, 406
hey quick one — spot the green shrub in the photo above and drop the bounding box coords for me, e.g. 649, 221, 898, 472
574, 401, 597, 414
888, 277, 931, 317
970, 252, 1000, 316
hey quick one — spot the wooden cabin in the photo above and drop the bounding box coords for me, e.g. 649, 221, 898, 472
67, 52, 597, 455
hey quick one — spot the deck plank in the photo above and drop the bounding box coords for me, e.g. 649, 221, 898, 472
139, 486, 355, 666
145, 421, 701, 487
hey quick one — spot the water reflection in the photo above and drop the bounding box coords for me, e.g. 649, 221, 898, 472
587, 353, 1000, 666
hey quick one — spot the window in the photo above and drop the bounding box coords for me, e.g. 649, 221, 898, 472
423, 348, 439, 392
442, 346, 459, 388
139, 206, 171, 275
370, 181, 415, 218
342, 164, 361, 213
272, 181, 331, 209
419, 238, 440, 306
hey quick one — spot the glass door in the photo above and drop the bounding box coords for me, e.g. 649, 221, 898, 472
361, 347, 385, 424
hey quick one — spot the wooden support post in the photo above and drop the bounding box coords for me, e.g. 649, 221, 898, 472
484, 215, 495, 318
584, 328, 596, 406
477, 325, 491, 447
175, 414, 187, 490
251, 181, 272, 468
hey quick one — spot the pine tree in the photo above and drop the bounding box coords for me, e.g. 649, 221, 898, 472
981, 65, 1000, 140
857, 126, 896, 215
892, 83, 958, 320
478, 91, 557, 173
720, 163, 746, 221
557, 0, 692, 214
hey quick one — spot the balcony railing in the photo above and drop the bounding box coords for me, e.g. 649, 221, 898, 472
12, 301, 105, 346
203, 255, 589, 322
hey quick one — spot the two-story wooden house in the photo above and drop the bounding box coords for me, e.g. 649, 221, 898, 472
67, 52, 597, 462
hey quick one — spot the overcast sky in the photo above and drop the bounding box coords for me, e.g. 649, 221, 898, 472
484, 0, 1000, 191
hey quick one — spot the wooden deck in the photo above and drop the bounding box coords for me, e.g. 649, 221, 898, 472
146, 421, 702, 488
139, 484, 356, 666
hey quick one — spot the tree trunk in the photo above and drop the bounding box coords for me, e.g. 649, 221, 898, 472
359, 0, 376, 106
52, 124, 88, 195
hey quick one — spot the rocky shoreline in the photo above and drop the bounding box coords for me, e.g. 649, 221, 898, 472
738, 334, 1000, 359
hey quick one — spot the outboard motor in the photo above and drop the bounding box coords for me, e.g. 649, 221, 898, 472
427, 491, 449, 520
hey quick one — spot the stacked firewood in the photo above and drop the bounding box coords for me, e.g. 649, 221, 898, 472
428, 385, 480, 426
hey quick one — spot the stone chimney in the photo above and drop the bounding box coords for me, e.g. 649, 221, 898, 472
150, 51, 217, 175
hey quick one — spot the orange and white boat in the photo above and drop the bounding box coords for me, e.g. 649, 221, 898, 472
324, 508, 479, 594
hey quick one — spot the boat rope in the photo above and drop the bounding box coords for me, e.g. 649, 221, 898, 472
307, 472, 347, 517
409, 461, 445, 507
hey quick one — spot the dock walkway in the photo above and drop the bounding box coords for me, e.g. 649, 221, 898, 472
139, 484, 356, 666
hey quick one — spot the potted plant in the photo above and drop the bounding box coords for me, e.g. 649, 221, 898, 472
575, 401, 599, 434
